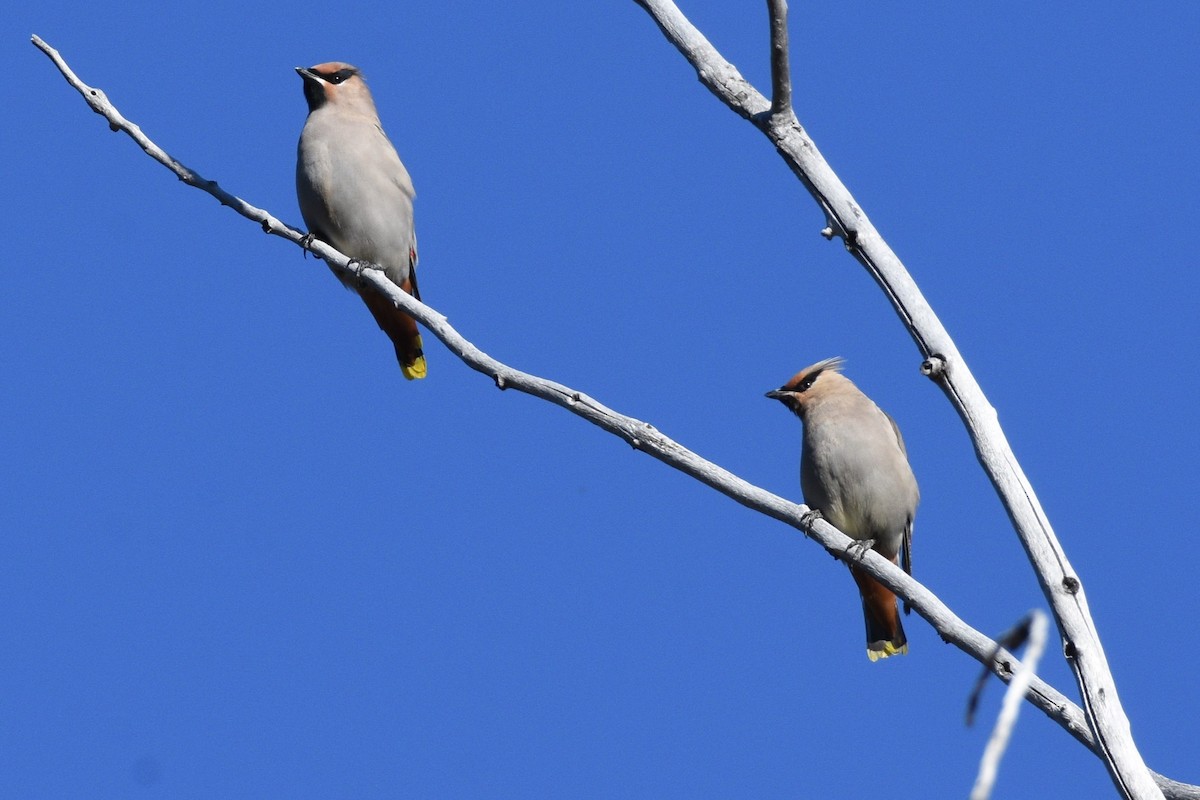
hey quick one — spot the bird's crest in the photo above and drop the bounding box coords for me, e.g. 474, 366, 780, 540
781, 356, 845, 392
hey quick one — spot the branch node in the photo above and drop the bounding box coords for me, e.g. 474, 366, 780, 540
921, 355, 947, 380
820, 226, 834, 240
494, 373, 507, 390
1062, 575, 1080, 594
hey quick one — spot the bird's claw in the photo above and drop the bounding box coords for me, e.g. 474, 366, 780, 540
800, 509, 823, 528
299, 232, 315, 258
347, 258, 370, 288
846, 538, 876, 562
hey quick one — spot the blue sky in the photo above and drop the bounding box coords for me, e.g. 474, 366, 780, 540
6, 2, 1199, 797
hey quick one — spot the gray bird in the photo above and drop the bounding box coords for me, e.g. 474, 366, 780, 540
766, 358, 919, 661
295, 62, 426, 379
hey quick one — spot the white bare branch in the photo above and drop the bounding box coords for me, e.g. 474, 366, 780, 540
630, 3, 1168, 799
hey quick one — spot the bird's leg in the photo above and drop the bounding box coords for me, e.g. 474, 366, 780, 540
347, 258, 374, 289
800, 508, 824, 528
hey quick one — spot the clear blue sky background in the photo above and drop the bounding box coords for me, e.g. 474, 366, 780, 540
5, 2, 1199, 797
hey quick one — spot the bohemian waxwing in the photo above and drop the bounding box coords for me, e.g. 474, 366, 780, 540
295, 62, 426, 379
766, 358, 920, 661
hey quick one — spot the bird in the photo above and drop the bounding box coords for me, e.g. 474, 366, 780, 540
766, 357, 919, 661
295, 61, 426, 379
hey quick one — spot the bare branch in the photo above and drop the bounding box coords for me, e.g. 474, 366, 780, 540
629, 4, 1170, 799
970, 611, 1050, 800
36, 27, 1081, 739
766, 0, 792, 118
34, 31, 1198, 800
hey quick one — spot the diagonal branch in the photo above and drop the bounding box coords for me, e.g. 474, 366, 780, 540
33, 31, 1197, 800
29, 36, 301, 247
629, 2, 1171, 799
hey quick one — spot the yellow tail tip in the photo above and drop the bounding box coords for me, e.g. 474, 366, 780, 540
399, 333, 427, 380
401, 355, 428, 380
866, 641, 909, 662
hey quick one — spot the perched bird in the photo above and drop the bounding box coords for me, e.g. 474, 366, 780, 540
295, 62, 426, 379
766, 358, 919, 661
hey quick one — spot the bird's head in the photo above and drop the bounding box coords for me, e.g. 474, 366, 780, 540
765, 356, 848, 415
295, 62, 377, 116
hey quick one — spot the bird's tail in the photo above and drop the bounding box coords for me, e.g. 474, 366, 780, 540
398, 339, 427, 380
359, 284, 427, 380
850, 564, 908, 661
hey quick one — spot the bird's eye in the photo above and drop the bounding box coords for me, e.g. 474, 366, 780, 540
328, 68, 356, 84
798, 375, 817, 392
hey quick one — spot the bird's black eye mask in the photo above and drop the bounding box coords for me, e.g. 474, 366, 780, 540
796, 372, 820, 392
781, 369, 823, 394
322, 68, 358, 84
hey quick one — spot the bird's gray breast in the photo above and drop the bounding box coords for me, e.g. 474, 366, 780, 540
297, 113, 416, 287
799, 404, 916, 555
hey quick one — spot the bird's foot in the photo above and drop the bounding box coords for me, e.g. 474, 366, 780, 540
800, 508, 823, 528
347, 258, 372, 288
846, 538, 876, 562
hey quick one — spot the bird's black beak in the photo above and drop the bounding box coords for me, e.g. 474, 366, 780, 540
296, 66, 317, 82
765, 389, 788, 401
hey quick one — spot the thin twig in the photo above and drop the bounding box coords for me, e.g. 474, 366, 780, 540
766, 0, 792, 118
30, 35, 305, 248
970, 611, 1049, 800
